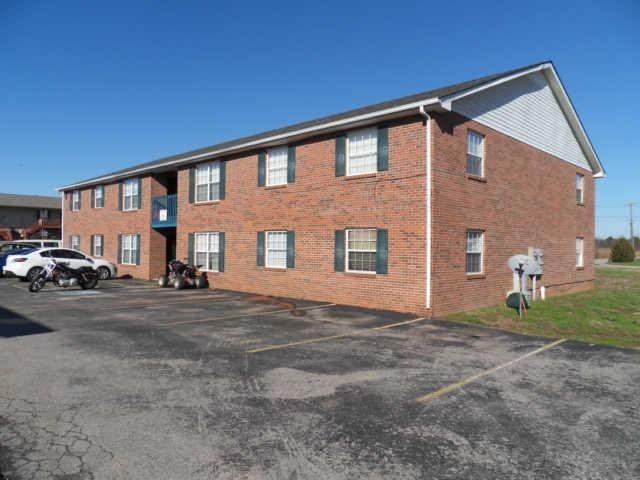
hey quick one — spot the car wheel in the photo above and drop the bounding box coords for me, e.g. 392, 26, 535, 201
97, 266, 111, 280
26, 267, 43, 282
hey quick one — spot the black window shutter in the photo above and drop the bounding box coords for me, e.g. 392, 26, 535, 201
137, 178, 142, 209
334, 230, 345, 271
91, 188, 95, 209
287, 146, 296, 183
256, 231, 264, 266
335, 135, 346, 177
77, 191, 81, 210
136, 234, 141, 265
219, 161, 226, 200
188, 233, 194, 265
376, 229, 388, 274
218, 232, 225, 272
117, 234, 122, 264
90, 235, 95, 255
67, 192, 71, 211
118, 183, 123, 210
377, 126, 389, 171
286, 230, 295, 268
258, 152, 266, 187
188, 167, 196, 203
68, 235, 72, 249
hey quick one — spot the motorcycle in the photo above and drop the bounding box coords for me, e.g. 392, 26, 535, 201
158, 259, 208, 290
29, 258, 99, 293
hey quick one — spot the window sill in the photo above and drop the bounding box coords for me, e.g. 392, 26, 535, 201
576, 266, 585, 270
264, 184, 288, 190
467, 174, 487, 183
577, 202, 585, 207
263, 266, 287, 272
466, 273, 486, 280
344, 172, 377, 181
119, 263, 137, 266
194, 200, 221, 206
121, 208, 141, 213
344, 270, 377, 276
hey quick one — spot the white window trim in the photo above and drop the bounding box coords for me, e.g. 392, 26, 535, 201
194, 232, 220, 272
345, 228, 377, 274
121, 233, 138, 265
93, 234, 103, 257
72, 191, 80, 211
266, 147, 288, 186
346, 127, 378, 177
265, 231, 287, 269
576, 237, 584, 267
576, 173, 585, 204
70, 235, 80, 251
94, 185, 104, 209
195, 161, 221, 203
122, 178, 139, 211
467, 130, 485, 177
465, 230, 484, 275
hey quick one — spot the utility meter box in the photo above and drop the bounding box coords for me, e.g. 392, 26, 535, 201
528, 247, 544, 275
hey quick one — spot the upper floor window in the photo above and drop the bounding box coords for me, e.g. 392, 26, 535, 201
466, 230, 484, 274
576, 173, 584, 204
196, 161, 221, 202
467, 131, 484, 177
347, 128, 378, 176
576, 237, 584, 267
195, 232, 220, 271
94, 185, 104, 208
266, 147, 288, 186
71, 190, 81, 211
123, 178, 139, 210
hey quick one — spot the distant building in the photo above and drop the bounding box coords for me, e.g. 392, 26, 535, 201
0, 193, 61, 241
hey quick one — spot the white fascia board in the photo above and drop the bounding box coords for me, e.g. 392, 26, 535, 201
58, 98, 439, 191
439, 63, 604, 178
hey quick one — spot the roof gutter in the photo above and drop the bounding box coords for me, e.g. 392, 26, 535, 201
58, 98, 440, 191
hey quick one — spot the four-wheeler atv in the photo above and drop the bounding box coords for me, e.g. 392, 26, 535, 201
158, 259, 208, 289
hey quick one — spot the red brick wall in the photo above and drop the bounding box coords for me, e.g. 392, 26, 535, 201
429, 111, 595, 315
176, 117, 428, 313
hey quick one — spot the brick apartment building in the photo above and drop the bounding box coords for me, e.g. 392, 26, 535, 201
59, 61, 604, 316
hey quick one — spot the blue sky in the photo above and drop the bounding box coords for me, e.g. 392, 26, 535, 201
1, 0, 638, 237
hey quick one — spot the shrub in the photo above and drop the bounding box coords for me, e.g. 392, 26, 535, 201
610, 237, 636, 263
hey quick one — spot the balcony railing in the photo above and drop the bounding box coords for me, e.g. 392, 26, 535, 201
151, 194, 177, 228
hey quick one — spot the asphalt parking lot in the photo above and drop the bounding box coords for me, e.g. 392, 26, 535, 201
0, 279, 639, 479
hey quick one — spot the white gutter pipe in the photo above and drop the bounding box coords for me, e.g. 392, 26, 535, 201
418, 106, 432, 310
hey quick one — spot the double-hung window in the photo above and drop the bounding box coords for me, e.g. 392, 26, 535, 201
123, 178, 139, 210
94, 185, 104, 208
467, 131, 484, 177
346, 229, 377, 273
72, 191, 81, 211
70, 235, 80, 251
93, 235, 104, 257
121, 234, 138, 265
265, 231, 287, 268
196, 161, 221, 202
266, 147, 288, 186
195, 232, 220, 272
576, 237, 584, 267
466, 230, 483, 274
576, 173, 584, 204
347, 128, 377, 176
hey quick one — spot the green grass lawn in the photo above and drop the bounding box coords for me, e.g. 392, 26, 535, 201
446, 267, 640, 349
611, 258, 640, 266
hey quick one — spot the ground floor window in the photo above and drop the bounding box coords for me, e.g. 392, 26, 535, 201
121, 234, 139, 265
195, 232, 220, 271
70, 235, 80, 251
466, 230, 483, 274
92, 234, 103, 257
265, 231, 287, 268
576, 237, 584, 267
346, 229, 377, 273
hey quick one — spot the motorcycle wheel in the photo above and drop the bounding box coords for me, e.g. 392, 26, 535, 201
29, 278, 46, 293
158, 275, 169, 288
173, 275, 185, 290
194, 276, 208, 289
27, 267, 43, 282
81, 275, 98, 290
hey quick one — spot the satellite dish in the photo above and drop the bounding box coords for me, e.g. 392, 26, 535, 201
508, 254, 537, 276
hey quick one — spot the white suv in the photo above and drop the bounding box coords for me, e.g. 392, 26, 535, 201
4, 248, 117, 281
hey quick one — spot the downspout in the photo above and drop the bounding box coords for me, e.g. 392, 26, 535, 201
418, 106, 432, 310
60, 191, 65, 247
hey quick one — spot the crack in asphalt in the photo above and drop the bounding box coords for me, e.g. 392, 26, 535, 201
0, 395, 114, 480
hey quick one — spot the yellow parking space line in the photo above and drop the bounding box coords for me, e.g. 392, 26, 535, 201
246, 317, 428, 354
162, 303, 336, 327
415, 338, 567, 403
